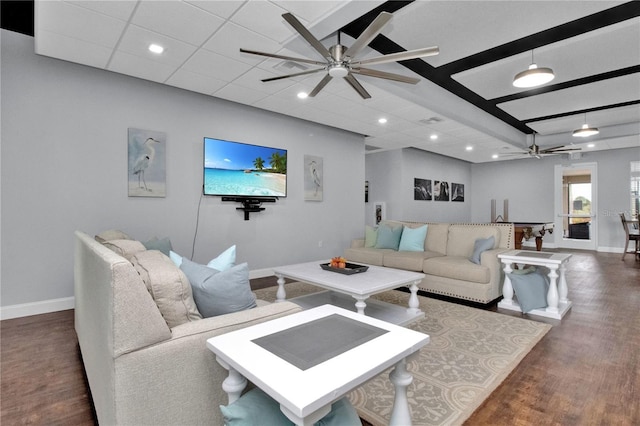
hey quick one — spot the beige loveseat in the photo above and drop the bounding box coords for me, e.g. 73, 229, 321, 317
344, 221, 514, 304
74, 230, 301, 425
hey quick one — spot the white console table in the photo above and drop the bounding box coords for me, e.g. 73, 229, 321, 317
498, 250, 572, 320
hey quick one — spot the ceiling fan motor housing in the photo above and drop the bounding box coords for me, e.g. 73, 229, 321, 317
328, 44, 349, 77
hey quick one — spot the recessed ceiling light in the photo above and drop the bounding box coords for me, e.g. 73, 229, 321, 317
378, 118, 387, 124
148, 44, 164, 54
297, 92, 308, 99
587, 143, 595, 148
466, 146, 473, 151
430, 134, 438, 140
492, 154, 499, 159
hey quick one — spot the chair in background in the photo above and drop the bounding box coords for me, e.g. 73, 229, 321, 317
619, 213, 640, 260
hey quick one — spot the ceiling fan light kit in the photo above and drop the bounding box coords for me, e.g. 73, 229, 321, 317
240, 12, 439, 99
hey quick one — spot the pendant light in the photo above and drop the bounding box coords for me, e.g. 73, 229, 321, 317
513, 50, 555, 88
572, 113, 599, 137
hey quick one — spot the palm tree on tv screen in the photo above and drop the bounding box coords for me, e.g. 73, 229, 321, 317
253, 157, 264, 170
269, 152, 286, 173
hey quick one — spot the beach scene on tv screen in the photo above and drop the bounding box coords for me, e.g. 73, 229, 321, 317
204, 138, 287, 197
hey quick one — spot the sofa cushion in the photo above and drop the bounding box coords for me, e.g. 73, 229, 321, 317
446, 225, 499, 257
344, 247, 389, 266
95, 229, 131, 243
102, 239, 147, 260
424, 223, 449, 254
399, 225, 428, 252
180, 259, 257, 318
220, 388, 360, 426
423, 256, 490, 284
130, 250, 202, 328
508, 269, 549, 313
383, 250, 442, 271
469, 236, 495, 264
375, 223, 403, 250
364, 225, 378, 248
170, 245, 236, 271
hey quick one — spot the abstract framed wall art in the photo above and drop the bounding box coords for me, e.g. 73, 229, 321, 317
304, 155, 323, 201
414, 178, 432, 200
433, 180, 450, 201
451, 183, 465, 202
128, 128, 166, 197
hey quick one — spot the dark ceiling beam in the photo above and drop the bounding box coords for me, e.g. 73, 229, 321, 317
1, 0, 34, 37
491, 66, 640, 104
523, 100, 640, 123
440, 1, 640, 76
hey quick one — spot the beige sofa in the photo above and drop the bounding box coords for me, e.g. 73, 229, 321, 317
74, 230, 301, 425
344, 221, 514, 304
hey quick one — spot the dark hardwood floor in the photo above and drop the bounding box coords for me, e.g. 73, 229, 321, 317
1, 250, 638, 425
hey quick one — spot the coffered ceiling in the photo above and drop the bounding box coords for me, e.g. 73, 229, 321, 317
23, 1, 640, 162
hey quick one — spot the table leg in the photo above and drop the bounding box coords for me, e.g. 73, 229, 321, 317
275, 273, 286, 302
407, 281, 422, 315
501, 262, 515, 306
558, 263, 569, 304
353, 295, 369, 315
546, 265, 559, 314
217, 358, 247, 405
389, 357, 413, 426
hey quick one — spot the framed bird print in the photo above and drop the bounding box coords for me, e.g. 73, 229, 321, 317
304, 155, 323, 201
128, 128, 166, 197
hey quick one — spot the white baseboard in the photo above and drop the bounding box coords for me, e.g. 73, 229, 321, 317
0, 297, 74, 320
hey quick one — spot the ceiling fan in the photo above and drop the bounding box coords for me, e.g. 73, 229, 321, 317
239, 12, 439, 99
503, 133, 581, 159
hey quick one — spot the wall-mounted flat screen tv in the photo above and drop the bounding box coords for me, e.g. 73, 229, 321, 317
203, 137, 287, 197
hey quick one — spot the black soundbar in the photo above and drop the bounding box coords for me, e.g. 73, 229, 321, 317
221, 196, 277, 204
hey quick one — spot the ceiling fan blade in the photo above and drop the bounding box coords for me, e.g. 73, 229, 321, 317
239, 48, 326, 66
282, 13, 332, 60
344, 12, 393, 59
344, 74, 371, 99
351, 67, 419, 84
261, 68, 326, 82
354, 46, 439, 67
308, 74, 333, 97
540, 146, 581, 153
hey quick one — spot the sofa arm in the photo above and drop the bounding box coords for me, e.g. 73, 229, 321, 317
351, 239, 365, 248
113, 301, 302, 426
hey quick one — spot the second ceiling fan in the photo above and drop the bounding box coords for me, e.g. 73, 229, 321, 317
240, 11, 439, 99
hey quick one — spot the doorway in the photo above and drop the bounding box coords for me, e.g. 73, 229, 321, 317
554, 163, 597, 250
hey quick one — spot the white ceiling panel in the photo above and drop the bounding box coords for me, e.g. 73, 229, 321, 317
185, 1, 245, 20
203, 22, 283, 66
181, 48, 253, 82
499, 74, 640, 120
35, 30, 112, 68
108, 51, 177, 83
68, 0, 137, 21
529, 104, 640, 135
230, 1, 296, 43
118, 25, 198, 67
166, 68, 227, 95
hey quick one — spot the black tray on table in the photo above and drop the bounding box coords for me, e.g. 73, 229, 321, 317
320, 262, 369, 275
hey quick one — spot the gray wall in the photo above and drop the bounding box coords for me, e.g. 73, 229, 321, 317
365, 148, 472, 224
1, 30, 365, 309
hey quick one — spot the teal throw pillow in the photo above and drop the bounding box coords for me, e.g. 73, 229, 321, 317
398, 225, 428, 252
374, 224, 403, 250
142, 236, 173, 256
508, 269, 549, 313
169, 245, 236, 271
469, 236, 495, 264
220, 388, 360, 426
364, 225, 378, 248
179, 259, 256, 318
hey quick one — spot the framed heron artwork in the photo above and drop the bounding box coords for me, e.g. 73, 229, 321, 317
304, 155, 323, 201
128, 128, 166, 197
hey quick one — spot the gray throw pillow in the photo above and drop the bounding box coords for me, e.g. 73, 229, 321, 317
469, 236, 495, 264
374, 224, 403, 250
180, 259, 256, 318
507, 270, 549, 313
143, 236, 173, 256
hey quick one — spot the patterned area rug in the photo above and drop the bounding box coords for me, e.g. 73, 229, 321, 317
254, 282, 551, 426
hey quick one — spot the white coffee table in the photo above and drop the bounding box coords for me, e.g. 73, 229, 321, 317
497, 250, 572, 320
273, 261, 426, 325
206, 304, 430, 426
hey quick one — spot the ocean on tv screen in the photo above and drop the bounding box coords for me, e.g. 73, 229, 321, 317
204, 168, 286, 197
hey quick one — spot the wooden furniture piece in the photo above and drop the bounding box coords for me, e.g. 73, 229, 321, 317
273, 261, 425, 325
498, 250, 572, 320
619, 213, 640, 260
512, 222, 553, 251
206, 304, 430, 426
